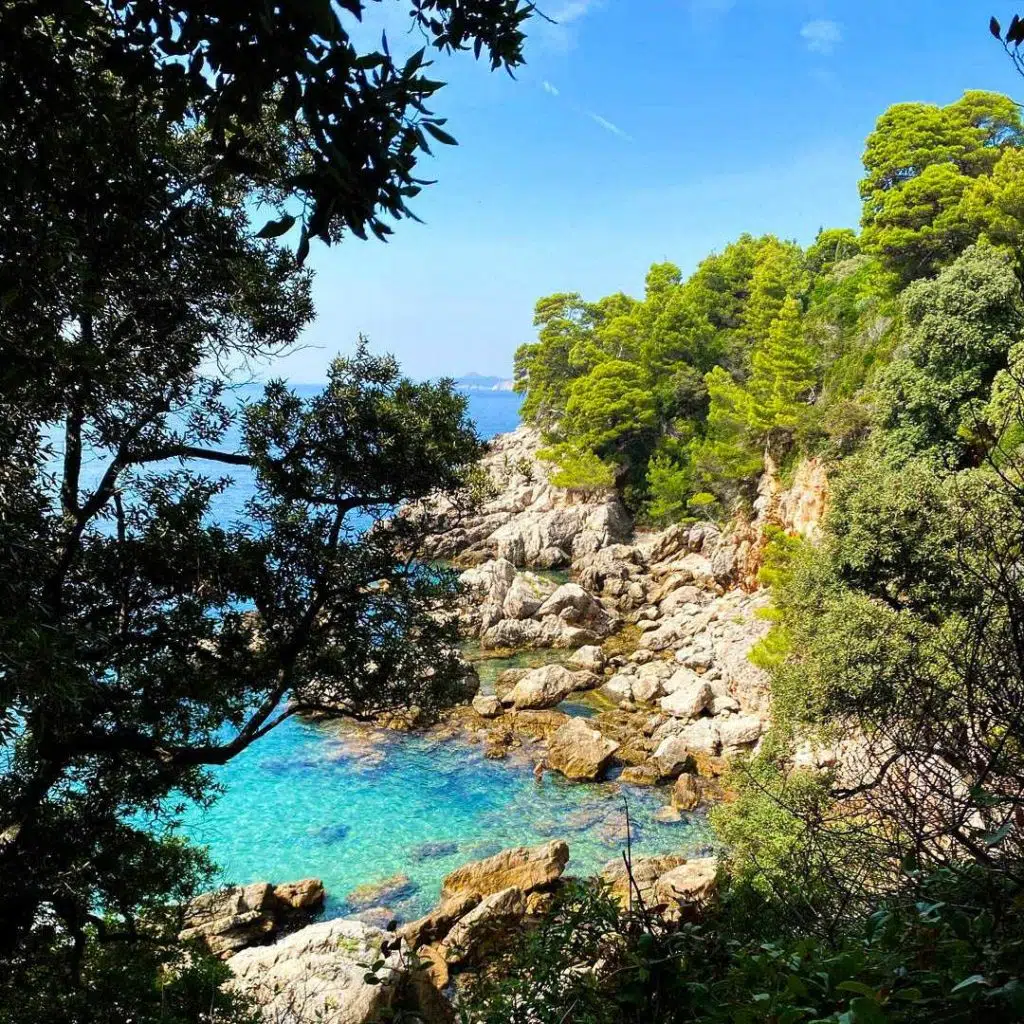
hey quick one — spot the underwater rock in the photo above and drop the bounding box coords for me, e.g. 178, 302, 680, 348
346, 874, 418, 912
350, 906, 399, 930
412, 840, 461, 861
311, 821, 351, 843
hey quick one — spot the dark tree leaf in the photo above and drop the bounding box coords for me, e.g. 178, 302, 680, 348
423, 121, 458, 146
256, 214, 297, 238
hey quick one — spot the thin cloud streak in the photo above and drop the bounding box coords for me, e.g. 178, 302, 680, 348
542, 80, 560, 96
588, 112, 632, 140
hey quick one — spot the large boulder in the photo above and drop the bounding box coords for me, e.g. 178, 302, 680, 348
506, 664, 578, 710
460, 559, 517, 630
503, 572, 558, 620
179, 879, 325, 959
482, 617, 545, 650
399, 893, 480, 950
227, 918, 405, 1024
718, 714, 764, 752
652, 735, 698, 777
654, 719, 722, 766
441, 840, 570, 901
652, 859, 718, 921
600, 673, 635, 705
472, 693, 503, 718
536, 583, 615, 634
440, 886, 527, 966
659, 676, 712, 720
481, 616, 602, 651
599, 854, 687, 909
546, 719, 620, 781
671, 772, 724, 811
567, 644, 606, 673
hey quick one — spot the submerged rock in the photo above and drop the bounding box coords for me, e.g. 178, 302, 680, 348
346, 874, 418, 912
411, 840, 461, 861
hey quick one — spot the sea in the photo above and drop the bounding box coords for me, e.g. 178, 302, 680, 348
170, 386, 711, 919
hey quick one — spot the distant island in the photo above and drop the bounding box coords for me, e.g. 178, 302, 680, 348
453, 373, 515, 392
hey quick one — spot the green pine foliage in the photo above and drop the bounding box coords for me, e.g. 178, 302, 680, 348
515, 89, 1024, 526
492, 87, 1024, 1024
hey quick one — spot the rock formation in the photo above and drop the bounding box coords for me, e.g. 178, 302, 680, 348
440, 839, 569, 900
179, 878, 325, 959
226, 918, 407, 1024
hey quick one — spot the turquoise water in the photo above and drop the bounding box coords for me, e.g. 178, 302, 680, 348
183, 714, 712, 921
179, 388, 711, 921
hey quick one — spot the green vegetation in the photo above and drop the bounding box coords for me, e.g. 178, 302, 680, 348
515, 89, 1024, 523
0, 1, 532, 1020
483, 82, 1024, 1024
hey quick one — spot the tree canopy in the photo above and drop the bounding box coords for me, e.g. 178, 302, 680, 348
0, 1, 534, 1018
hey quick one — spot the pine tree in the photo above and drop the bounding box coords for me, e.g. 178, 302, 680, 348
747, 296, 817, 446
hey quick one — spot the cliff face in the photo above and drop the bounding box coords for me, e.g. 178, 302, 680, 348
717, 454, 831, 591
757, 454, 830, 543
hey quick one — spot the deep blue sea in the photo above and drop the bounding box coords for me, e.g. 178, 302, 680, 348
177, 388, 710, 919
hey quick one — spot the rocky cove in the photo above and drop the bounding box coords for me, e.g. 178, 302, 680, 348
182, 421, 829, 1022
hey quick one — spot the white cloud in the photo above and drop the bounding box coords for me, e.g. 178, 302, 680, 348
551, 0, 598, 23
536, 0, 602, 52
542, 80, 560, 96
801, 19, 843, 55
589, 112, 632, 141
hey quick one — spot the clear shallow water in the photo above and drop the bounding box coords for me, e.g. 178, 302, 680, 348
179, 388, 711, 920
182, 714, 712, 921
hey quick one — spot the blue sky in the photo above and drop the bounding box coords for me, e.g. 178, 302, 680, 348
271, 0, 1023, 383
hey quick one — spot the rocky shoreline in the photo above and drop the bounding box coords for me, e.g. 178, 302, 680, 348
412, 424, 828, 793
185, 840, 718, 1023
196, 424, 828, 1022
